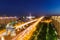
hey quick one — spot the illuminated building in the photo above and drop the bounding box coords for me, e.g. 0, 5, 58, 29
6, 23, 16, 36
26, 13, 35, 20
0, 16, 18, 24
51, 16, 60, 38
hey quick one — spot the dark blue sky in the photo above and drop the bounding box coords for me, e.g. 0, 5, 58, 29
0, 0, 60, 16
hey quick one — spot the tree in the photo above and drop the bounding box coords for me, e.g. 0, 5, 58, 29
30, 22, 57, 40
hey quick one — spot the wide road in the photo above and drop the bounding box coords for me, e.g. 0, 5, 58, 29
0, 18, 38, 40
12, 16, 44, 40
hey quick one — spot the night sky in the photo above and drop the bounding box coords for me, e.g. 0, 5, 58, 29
0, 0, 60, 16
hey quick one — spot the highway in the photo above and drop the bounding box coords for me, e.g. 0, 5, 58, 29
12, 16, 44, 40
0, 17, 39, 40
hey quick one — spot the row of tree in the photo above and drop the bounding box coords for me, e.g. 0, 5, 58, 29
30, 22, 57, 40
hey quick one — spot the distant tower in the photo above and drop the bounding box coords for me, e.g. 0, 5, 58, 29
26, 13, 35, 20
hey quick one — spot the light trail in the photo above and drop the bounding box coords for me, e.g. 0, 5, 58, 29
0, 19, 38, 39
0, 30, 6, 37
1, 36, 5, 40
15, 19, 37, 29
0, 30, 5, 34
12, 16, 44, 40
